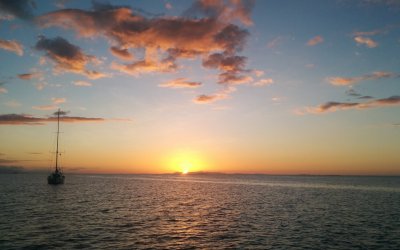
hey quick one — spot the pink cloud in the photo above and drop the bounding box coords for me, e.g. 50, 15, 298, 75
0, 87, 8, 94
354, 36, 378, 48
0, 39, 23, 56
306, 35, 324, 46
165, 2, 173, 9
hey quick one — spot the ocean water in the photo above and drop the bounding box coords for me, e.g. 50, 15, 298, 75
0, 174, 399, 249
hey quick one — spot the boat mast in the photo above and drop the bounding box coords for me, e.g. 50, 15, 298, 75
55, 109, 60, 172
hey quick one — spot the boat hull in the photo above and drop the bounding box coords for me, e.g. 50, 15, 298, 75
47, 172, 65, 185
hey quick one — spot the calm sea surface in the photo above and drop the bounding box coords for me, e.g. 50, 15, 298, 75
0, 174, 399, 249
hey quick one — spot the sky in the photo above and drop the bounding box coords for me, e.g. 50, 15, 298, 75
0, 0, 399, 175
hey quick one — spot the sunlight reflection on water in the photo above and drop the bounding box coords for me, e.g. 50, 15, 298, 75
1, 174, 399, 249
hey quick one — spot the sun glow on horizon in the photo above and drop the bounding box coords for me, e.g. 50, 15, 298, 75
165, 150, 207, 174
180, 161, 192, 174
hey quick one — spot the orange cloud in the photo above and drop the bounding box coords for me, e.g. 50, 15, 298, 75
0, 39, 23, 56
301, 96, 400, 114
354, 36, 378, 48
159, 78, 202, 88
327, 71, 397, 86
36, 1, 255, 101
111, 59, 177, 76
51, 97, 66, 104
32, 97, 66, 110
34, 36, 107, 79
193, 86, 236, 104
306, 35, 324, 46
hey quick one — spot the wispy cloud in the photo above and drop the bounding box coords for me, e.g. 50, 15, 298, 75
34, 35, 108, 79
0, 113, 106, 125
72, 80, 92, 87
299, 95, 400, 114
254, 78, 273, 87
18, 72, 43, 80
32, 105, 58, 110
353, 28, 386, 36
346, 88, 374, 99
111, 59, 177, 76
193, 86, 236, 104
159, 78, 201, 89
51, 97, 66, 104
327, 71, 397, 86
5, 100, 22, 107
252, 70, 264, 77
306, 35, 324, 46
32, 97, 66, 110
267, 36, 283, 49
354, 36, 378, 48
0, 39, 24, 56
0, 87, 7, 94
165, 2, 173, 10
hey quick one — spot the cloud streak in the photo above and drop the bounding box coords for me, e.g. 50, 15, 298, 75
32, 97, 66, 110
327, 71, 398, 86
193, 86, 236, 104
0, 39, 24, 56
18, 72, 42, 80
0, 113, 106, 125
72, 80, 92, 87
300, 96, 400, 114
159, 78, 201, 88
354, 36, 378, 48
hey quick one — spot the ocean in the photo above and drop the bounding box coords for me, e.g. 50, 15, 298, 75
0, 174, 399, 249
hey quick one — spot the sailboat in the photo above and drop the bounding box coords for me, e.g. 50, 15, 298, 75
47, 109, 65, 185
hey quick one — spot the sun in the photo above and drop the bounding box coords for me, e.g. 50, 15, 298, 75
165, 150, 207, 174
180, 161, 192, 174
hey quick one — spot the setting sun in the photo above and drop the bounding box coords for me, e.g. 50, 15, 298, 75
180, 161, 192, 174
163, 149, 208, 174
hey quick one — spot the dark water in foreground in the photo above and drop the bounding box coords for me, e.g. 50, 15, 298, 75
0, 174, 399, 249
